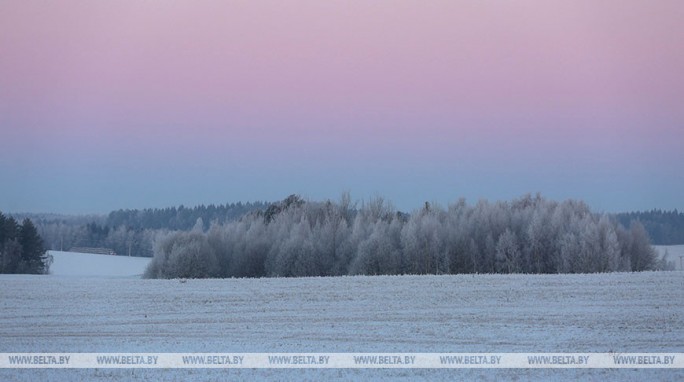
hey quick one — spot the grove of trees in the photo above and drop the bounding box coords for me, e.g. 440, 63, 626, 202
0, 212, 51, 274
144, 194, 664, 279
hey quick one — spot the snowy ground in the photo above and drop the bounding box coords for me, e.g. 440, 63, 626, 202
655, 245, 684, 270
48, 251, 151, 278
2, 267, 682, 381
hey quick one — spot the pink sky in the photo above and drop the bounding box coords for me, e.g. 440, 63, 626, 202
1, 1, 682, 213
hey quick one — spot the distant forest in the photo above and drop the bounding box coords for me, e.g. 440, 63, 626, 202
16, 202, 267, 257
106, 202, 269, 231
614, 210, 684, 245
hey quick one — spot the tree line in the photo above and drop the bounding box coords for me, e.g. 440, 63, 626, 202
106, 202, 268, 231
614, 209, 684, 245
16, 202, 268, 258
144, 194, 668, 279
0, 212, 51, 274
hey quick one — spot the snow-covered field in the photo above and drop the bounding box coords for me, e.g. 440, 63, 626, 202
48, 251, 151, 278
2, 269, 683, 381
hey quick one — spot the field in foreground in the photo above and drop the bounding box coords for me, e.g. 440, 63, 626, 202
0, 271, 682, 381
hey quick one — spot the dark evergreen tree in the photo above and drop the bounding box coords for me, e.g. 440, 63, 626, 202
18, 218, 47, 274
0, 213, 21, 273
0, 213, 49, 274
1, 239, 22, 274
1, 213, 19, 244
0, 212, 6, 244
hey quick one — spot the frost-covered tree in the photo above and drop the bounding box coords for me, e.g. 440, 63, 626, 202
144, 232, 219, 278
626, 221, 657, 271
271, 218, 317, 277
350, 219, 402, 275
527, 206, 556, 273
597, 215, 621, 272
401, 205, 447, 275
496, 229, 521, 273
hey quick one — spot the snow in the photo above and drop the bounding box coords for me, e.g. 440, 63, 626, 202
655, 245, 684, 270
1, 268, 682, 380
48, 251, 151, 278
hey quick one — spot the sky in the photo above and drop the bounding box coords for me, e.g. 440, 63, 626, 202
1, 0, 682, 214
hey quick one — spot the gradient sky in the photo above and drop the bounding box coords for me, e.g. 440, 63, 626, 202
1, 0, 683, 214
